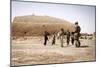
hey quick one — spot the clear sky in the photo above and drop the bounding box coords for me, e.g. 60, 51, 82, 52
12, 1, 96, 34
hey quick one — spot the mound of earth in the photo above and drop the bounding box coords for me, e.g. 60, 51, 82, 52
12, 15, 75, 36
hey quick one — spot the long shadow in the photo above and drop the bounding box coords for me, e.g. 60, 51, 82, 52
79, 45, 89, 48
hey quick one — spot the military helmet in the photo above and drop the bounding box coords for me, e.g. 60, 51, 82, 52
75, 21, 78, 25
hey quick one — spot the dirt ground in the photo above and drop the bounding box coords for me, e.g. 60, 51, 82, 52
11, 36, 96, 66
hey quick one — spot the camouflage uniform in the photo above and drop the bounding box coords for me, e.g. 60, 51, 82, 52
74, 22, 81, 47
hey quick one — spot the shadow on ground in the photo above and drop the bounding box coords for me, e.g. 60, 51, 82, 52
79, 45, 89, 48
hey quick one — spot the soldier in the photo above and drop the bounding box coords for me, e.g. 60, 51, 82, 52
74, 21, 81, 47
59, 28, 64, 47
66, 30, 70, 46
43, 31, 49, 46
71, 32, 74, 45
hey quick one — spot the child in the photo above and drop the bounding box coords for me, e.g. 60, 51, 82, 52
66, 31, 70, 46
71, 32, 74, 45
52, 33, 56, 45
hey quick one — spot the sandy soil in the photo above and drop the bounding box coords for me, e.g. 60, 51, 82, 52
11, 36, 96, 66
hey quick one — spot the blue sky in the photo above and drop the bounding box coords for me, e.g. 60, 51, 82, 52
12, 1, 96, 34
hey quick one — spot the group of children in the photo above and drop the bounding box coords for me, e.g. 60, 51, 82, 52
43, 21, 81, 47
43, 29, 75, 47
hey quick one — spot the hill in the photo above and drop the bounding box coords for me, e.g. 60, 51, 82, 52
12, 15, 75, 36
